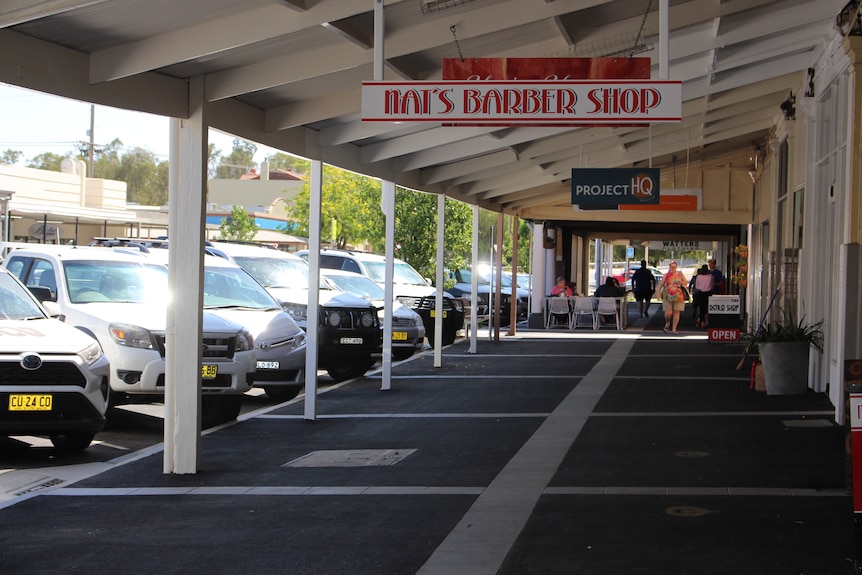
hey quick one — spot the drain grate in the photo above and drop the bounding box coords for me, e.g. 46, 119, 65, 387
283, 449, 417, 468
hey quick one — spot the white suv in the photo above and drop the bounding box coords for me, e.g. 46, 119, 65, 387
3, 246, 256, 426
0, 266, 110, 451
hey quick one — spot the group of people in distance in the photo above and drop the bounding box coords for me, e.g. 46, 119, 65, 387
631, 259, 724, 335
550, 258, 725, 334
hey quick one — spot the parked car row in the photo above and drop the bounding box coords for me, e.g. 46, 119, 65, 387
0, 240, 469, 451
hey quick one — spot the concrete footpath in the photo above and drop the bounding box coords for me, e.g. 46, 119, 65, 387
0, 309, 854, 574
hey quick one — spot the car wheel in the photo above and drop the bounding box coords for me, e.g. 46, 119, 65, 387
326, 357, 370, 382
50, 431, 95, 452
263, 386, 301, 402
201, 395, 242, 428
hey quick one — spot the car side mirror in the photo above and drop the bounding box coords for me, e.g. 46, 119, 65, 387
424, 277, 432, 286
27, 285, 54, 303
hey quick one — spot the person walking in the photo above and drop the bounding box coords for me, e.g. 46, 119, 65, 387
693, 264, 714, 328
631, 260, 656, 318
655, 261, 688, 335
708, 258, 725, 295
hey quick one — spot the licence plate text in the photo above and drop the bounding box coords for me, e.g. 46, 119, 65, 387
9, 394, 52, 411
201, 365, 218, 379
257, 361, 280, 370
340, 337, 363, 345
430, 310, 447, 318
392, 331, 408, 341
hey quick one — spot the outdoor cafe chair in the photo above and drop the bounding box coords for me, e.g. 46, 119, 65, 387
572, 296, 597, 329
546, 296, 572, 329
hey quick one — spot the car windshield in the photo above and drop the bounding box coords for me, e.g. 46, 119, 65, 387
0, 272, 46, 320
203, 266, 282, 310
324, 273, 385, 301
232, 256, 321, 289
64, 261, 169, 304
363, 261, 426, 285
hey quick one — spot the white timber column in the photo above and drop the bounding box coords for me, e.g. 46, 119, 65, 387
164, 77, 207, 474
381, 180, 395, 388
508, 216, 518, 336
468, 204, 479, 353
493, 212, 504, 342
304, 159, 323, 420
434, 192, 445, 367
532, 222, 545, 312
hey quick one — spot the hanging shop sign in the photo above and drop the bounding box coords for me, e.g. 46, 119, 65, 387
648, 240, 712, 250
570, 168, 660, 206
361, 80, 681, 125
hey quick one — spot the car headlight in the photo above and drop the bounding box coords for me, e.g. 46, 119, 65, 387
235, 329, 254, 352
327, 310, 343, 327
294, 332, 307, 348
78, 341, 104, 366
108, 323, 155, 349
282, 302, 308, 323
409, 315, 421, 327
360, 310, 375, 328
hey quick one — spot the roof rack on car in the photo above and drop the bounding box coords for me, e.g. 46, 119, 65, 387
213, 240, 279, 250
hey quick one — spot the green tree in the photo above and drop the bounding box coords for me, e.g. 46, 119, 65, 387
1, 149, 23, 166
283, 165, 473, 280
116, 146, 168, 205
284, 165, 383, 248
207, 143, 222, 180
27, 152, 67, 171
218, 205, 259, 241
215, 139, 256, 179
265, 152, 310, 175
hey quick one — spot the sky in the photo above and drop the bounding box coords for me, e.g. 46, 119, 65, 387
0, 82, 277, 166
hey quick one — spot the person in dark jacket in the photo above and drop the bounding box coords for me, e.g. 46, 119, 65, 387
631, 260, 656, 318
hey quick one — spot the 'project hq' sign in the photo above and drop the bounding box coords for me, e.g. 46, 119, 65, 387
571, 168, 660, 206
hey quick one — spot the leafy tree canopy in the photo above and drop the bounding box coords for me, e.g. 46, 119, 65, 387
1, 149, 23, 166
218, 205, 259, 242
215, 139, 256, 179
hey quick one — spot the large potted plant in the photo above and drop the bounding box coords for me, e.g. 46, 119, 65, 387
741, 310, 824, 395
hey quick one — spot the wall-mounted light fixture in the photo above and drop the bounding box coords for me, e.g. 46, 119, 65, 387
779, 91, 796, 120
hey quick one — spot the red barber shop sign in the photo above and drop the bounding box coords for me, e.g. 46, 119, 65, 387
361, 58, 681, 127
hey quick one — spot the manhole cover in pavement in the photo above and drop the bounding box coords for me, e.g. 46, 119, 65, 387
283, 449, 417, 468
782, 419, 833, 428
665, 506, 713, 517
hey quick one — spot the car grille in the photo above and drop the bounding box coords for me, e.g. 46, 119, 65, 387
153, 334, 236, 359
391, 316, 413, 328
0, 361, 86, 387
412, 296, 458, 311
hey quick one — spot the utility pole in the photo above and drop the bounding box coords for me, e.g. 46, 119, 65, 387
87, 104, 95, 177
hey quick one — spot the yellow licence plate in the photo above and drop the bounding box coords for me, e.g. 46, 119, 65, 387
201, 365, 218, 379
9, 394, 53, 411
392, 331, 408, 341
430, 310, 447, 318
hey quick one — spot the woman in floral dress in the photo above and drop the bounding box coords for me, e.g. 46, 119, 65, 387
654, 261, 688, 335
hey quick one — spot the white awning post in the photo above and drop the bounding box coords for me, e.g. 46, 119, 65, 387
304, 159, 322, 420
381, 180, 395, 389
468, 204, 479, 354
164, 79, 207, 475
434, 192, 445, 367
532, 222, 545, 312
